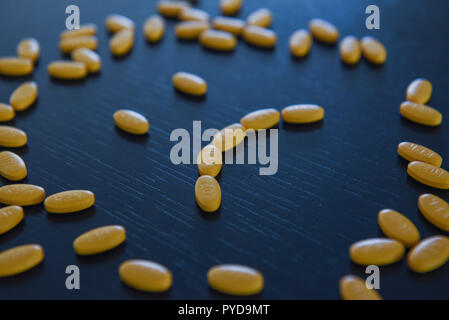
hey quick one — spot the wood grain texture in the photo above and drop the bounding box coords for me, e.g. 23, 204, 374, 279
0, 0, 448, 299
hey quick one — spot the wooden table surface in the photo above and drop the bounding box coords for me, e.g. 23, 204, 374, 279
0, 0, 448, 299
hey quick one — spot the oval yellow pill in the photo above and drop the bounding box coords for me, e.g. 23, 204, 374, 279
172, 72, 207, 96
0, 57, 33, 76
212, 123, 246, 152
175, 21, 210, 40
339, 275, 382, 300
419, 194, 449, 231
242, 25, 277, 48
308, 18, 339, 44
400, 101, 442, 126
378, 209, 420, 247
240, 108, 280, 130
17, 38, 40, 62
361, 36, 386, 64
0, 151, 27, 181
71, 48, 101, 73
119, 259, 172, 292
349, 238, 405, 266
195, 175, 221, 212
73, 225, 126, 255
406, 78, 432, 104
0, 244, 44, 277
281, 104, 324, 124
407, 161, 449, 190
60, 24, 97, 39
44, 190, 95, 214
0, 103, 15, 122
180, 8, 209, 21
398, 142, 442, 167
113, 109, 149, 135
157, 0, 190, 18
0, 184, 45, 206
0, 205, 24, 235
289, 29, 312, 58
109, 29, 134, 56
408, 236, 449, 273
47, 61, 87, 80
143, 15, 165, 43
105, 14, 135, 33
197, 144, 222, 177
0, 125, 27, 147
339, 35, 361, 64
213, 17, 245, 36
220, 0, 242, 16
9, 81, 38, 112
199, 30, 237, 51
208, 264, 264, 296
59, 35, 97, 54
247, 8, 272, 28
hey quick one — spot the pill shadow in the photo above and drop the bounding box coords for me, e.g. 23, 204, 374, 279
13, 99, 39, 119
46, 206, 96, 224
340, 60, 360, 70
75, 242, 126, 265
364, 59, 386, 70
0, 175, 29, 185
0, 75, 34, 82
397, 157, 409, 169
115, 127, 149, 143
405, 175, 449, 197
415, 207, 449, 236
174, 89, 207, 103
120, 282, 172, 300
243, 42, 276, 52
208, 287, 263, 300
0, 261, 45, 287
399, 117, 441, 135
23, 204, 45, 215
349, 260, 404, 275
290, 53, 311, 63
406, 264, 449, 282
111, 49, 134, 61
200, 47, 236, 56
281, 121, 324, 132
196, 205, 221, 221
0, 146, 29, 157
49, 77, 86, 86
0, 220, 25, 245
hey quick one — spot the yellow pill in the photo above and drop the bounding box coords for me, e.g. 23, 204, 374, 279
60, 24, 97, 39
339, 35, 361, 64
0, 126, 27, 147
195, 175, 221, 212
349, 238, 405, 266
339, 275, 382, 300
378, 209, 420, 247
119, 259, 172, 292
289, 29, 312, 58
397, 142, 442, 167
0, 103, 15, 122
9, 81, 38, 112
0, 57, 33, 76
361, 36, 386, 64
44, 190, 95, 214
399, 101, 442, 126
406, 78, 432, 104
240, 108, 280, 130
105, 14, 135, 33
220, 0, 242, 16
0, 205, 24, 235
407, 161, 449, 189
180, 8, 209, 21
172, 72, 207, 96
17, 38, 40, 62
113, 109, 149, 135
199, 30, 237, 51
73, 225, 126, 255
47, 61, 87, 80
247, 8, 272, 28
281, 104, 324, 124
175, 21, 210, 40
157, 0, 191, 18
59, 35, 97, 54
208, 264, 264, 296
242, 26, 277, 48
408, 236, 449, 273
419, 194, 449, 231
212, 123, 246, 152
110, 29, 134, 56
71, 48, 101, 73
0, 244, 44, 277
197, 144, 222, 177
0, 184, 45, 206
143, 15, 165, 43
213, 17, 245, 36
0, 151, 27, 181
308, 18, 339, 44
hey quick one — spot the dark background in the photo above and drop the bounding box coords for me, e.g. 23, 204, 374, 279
0, 0, 448, 299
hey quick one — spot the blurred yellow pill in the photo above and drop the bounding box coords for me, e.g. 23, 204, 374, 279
199, 30, 237, 51
113, 109, 149, 135
0, 57, 33, 76
0, 126, 27, 147
172, 72, 207, 96
9, 81, 38, 111
59, 35, 97, 54
0, 244, 44, 277
175, 21, 210, 40
105, 14, 135, 33
47, 61, 87, 79
378, 209, 420, 247
406, 78, 432, 104
339, 275, 382, 300
143, 15, 165, 43
289, 29, 312, 58
247, 8, 272, 28
157, 0, 190, 18
212, 123, 246, 151
213, 17, 245, 36
349, 238, 405, 266
220, 0, 242, 16
240, 108, 280, 130
208, 264, 264, 296
361, 36, 386, 64
308, 18, 339, 44
242, 26, 276, 48
73, 225, 126, 255
339, 35, 361, 64
179, 7, 209, 21
71, 48, 101, 73
195, 175, 221, 212
0, 184, 45, 206
0, 103, 15, 122
119, 259, 173, 292
408, 236, 449, 273
197, 144, 222, 177
419, 194, 449, 232
407, 161, 449, 190
60, 24, 97, 39
281, 104, 324, 124
0, 205, 24, 235
0, 151, 27, 181
44, 190, 95, 214
110, 29, 134, 56
17, 38, 40, 62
